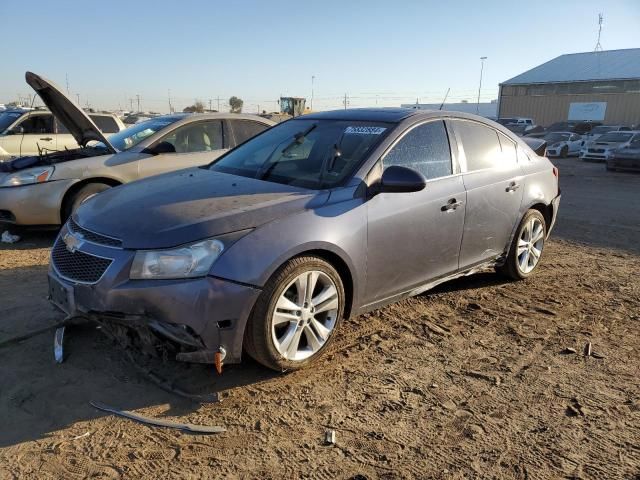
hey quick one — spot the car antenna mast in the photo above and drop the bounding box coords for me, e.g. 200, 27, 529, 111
439, 88, 450, 111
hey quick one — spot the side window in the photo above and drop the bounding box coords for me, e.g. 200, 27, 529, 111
55, 118, 69, 134
18, 114, 54, 134
160, 121, 224, 154
454, 120, 502, 171
232, 120, 269, 145
383, 120, 452, 180
89, 115, 119, 133
497, 133, 518, 165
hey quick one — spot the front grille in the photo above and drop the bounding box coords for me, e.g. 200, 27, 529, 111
589, 149, 605, 154
52, 238, 113, 284
68, 217, 122, 248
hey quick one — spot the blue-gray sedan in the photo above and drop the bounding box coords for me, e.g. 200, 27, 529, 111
48, 108, 561, 371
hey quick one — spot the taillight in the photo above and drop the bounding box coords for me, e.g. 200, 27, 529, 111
552, 166, 559, 194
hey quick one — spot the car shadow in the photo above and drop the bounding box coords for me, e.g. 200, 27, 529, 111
0, 262, 279, 448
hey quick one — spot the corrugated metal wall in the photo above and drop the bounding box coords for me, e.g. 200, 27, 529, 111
498, 92, 640, 126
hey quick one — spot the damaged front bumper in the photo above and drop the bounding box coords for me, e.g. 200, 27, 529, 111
47, 225, 261, 365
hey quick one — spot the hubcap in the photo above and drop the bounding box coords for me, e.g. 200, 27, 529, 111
271, 270, 339, 361
517, 217, 544, 274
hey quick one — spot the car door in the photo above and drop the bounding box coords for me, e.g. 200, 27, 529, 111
228, 119, 271, 147
365, 120, 466, 304
568, 133, 582, 154
137, 119, 227, 178
450, 119, 524, 268
5, 113, 56, 156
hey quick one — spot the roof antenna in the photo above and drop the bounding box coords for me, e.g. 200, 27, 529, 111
594, 13, 603, 52
439, 88, 450, 110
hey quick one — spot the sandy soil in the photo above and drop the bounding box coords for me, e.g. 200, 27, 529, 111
0, 159, 638, 479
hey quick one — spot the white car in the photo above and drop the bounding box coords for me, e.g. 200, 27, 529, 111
582, 125, 631, 143
543, 132, 583, 157
0, 109, 125, 160
580, 131, 640, 162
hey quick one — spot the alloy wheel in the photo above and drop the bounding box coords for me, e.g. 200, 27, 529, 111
271, 270, 340, 361
517, 217, 544, 274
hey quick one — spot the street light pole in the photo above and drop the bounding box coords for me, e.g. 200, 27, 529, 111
311, 75, 315, 110
476, 56, 487, 114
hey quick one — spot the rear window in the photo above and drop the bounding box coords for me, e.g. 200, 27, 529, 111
89, 115, 120, 133
231, 120, 270, 145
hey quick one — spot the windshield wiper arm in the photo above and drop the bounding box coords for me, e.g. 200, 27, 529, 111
258, 124, 317, 180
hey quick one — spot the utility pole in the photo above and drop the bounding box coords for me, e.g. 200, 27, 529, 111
216, 96, 221, 112
66, 74, 70, 95
476, 56, 487, 114
209, 99, 213, 112
311, 75, 315, 110
168, 89, 172, 113
343, 93, 349, 110
76, 93, 81, 105
594, 13, 603, 51
129, 98, 134, 112
136, 94, 141, 113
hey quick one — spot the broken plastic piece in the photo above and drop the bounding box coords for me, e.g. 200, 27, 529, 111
90, 401, 225, 434
214, 346, 227, 375
1, 231, 20, 243
54, 326, 66, 363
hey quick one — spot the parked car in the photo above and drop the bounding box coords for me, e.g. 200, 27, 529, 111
48, 108, 560, 372
606, 136, 640, 172
498, 117, 540, 136
579, 131, 640, 162
543, 132, 583, 157
0, 72, 274, 226
581, 125, 631, 143
527, 121, 602, 139
0, 108, 125, 160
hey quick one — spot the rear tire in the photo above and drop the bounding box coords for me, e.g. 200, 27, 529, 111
63, 183, 111, 222
244, 256, 345, 372
497, 209, 546, 280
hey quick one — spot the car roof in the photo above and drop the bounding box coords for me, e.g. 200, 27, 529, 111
299, 108, 422, 123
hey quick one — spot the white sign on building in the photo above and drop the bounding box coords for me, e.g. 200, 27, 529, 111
568, 102, 607, 121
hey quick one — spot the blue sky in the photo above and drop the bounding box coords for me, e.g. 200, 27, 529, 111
1, 0, 638, 113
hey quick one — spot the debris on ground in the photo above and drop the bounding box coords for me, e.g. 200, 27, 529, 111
566, 398, 586, 417
54, 327, 65, 364
583, 341, 592, 357
591, 351, 605, 359
324, 430, 336, 445
560, 347, 577, 354
89, 401, 226, 434
1, 231, 20, 243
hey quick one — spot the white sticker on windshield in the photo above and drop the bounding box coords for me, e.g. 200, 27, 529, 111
344, 126, 387, 135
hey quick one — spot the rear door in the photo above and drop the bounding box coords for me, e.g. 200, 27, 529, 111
137, 119, 227, 178
365, 120, 466, 304
228, 119, 271, 147
450, 119, 524, 268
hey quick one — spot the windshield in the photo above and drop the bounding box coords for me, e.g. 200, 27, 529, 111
210, 119, 392, 189
597, 132, 634, 143
544, 133, 570, 142
497, 118, 516, 125
107, 116, 182, 151
0, 111, 24, 132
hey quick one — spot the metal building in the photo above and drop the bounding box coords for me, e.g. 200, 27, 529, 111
498, 48, 640, 127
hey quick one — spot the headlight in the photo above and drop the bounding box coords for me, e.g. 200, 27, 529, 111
0, 166, 54, 187
130, 238, 225, 280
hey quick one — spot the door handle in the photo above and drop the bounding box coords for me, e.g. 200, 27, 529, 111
506, 182, 520, 192
40, 137, 53, 141
441, 198, 463, 212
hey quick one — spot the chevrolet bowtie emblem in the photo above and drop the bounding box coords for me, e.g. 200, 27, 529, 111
62, 231, 84, 253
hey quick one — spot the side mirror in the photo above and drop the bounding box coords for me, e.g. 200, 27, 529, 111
145, 141, 176, 155
377, 165, 426, 193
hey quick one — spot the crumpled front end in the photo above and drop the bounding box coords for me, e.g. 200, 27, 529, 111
48, 221, 261, 364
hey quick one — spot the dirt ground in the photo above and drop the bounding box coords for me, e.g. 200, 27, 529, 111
0, 158, 638, 479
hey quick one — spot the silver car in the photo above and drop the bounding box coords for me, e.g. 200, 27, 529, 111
48, 108, 561, 372
0, 72, 274, 226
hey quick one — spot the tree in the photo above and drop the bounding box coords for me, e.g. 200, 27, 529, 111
183, 100, 205, 113
229, 96, 243, 113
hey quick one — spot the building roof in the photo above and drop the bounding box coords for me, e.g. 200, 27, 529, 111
502, 48, 640, 85
300, 108, 419, 122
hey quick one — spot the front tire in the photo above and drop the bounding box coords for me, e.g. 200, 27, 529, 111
498, 209, 546, 280
244, 256, 345, 371
63, 183, 111, 222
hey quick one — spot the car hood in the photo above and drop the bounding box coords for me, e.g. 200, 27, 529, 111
25, 72, 117, 154
594, 141, 626, 148
74, 168, 328, 249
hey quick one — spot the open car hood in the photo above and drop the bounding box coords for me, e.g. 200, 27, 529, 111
25, 72, 117, 154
